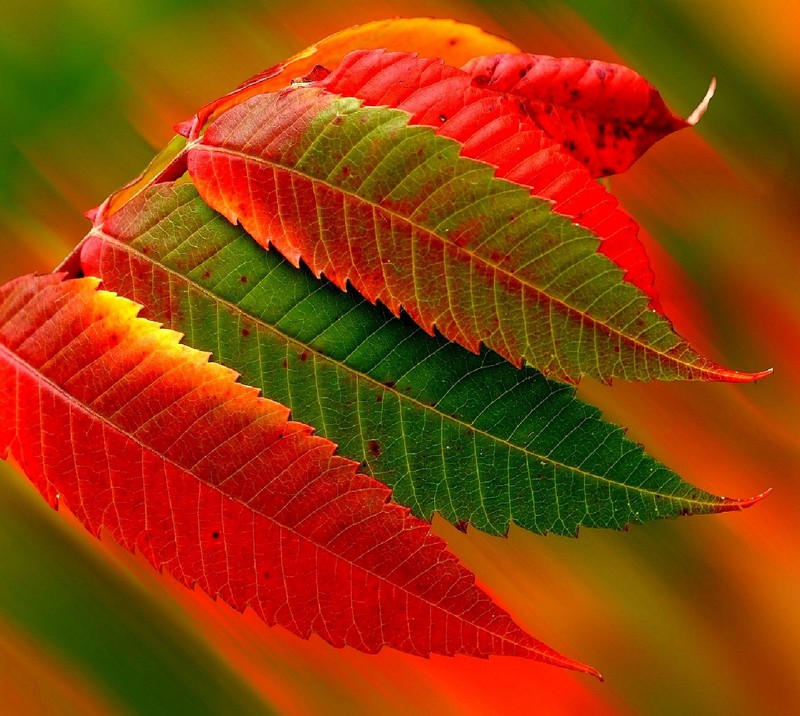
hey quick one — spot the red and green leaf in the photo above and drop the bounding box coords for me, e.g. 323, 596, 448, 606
81, 183, 765, 538
184, 67, 765, 382
313, 49, 660, 306
461, 53, 710, 178
0, 272, 599, 674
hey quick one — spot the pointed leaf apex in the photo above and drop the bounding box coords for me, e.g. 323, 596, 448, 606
713, 365, 773, 383
687, 76, 716, 125
717, 487, 772, 512
537, 649, 603, 680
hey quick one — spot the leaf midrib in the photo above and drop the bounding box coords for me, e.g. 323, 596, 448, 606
93, 227, 725, 510
190, 140, 716, 381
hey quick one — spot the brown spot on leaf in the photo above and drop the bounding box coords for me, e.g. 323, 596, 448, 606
368, 439, 382, 458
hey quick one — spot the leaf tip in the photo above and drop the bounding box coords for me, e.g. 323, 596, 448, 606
572, 659, 604, 681
701, 364, 773, 383
687, 76, 716, 125
719, 365, 774, 383
717, 487, 772, 512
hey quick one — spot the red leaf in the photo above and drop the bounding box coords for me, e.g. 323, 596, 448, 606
461, 53, 710, 178
313, 49, 660, 308
0, 273, 599, 674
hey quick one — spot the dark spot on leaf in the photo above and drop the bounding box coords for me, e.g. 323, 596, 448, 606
202, 270, 211, 279
448, 37, 458, 46
569, 88, 581, 99
439, 114, 447, 123
563, 139, 577, 152
368, 439, 382, 458
613, 346, 620, 353
300, 351, 308, 362
384, 380, 396, 389
263, 571, 270, 580
241, 275, 248, 283
341, 165, 351, 177
375, 394, 383, 403
472, 74, 491, 88
596, 67, 607, 80
282, 359, 288, 369
519, 65, 531, 79
454, 520, 469, 533
241, 328, 250, 337
212, 531, 220, 539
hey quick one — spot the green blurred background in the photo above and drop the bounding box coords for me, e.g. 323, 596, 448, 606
1, 1, 798, 714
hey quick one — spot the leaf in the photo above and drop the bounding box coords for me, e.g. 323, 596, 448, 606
0, 272, 598, 674
461, 53, 710, 178
80, 183, 765, 537
184, 73, 766, 383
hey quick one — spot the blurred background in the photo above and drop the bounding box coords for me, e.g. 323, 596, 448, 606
1, 1, 798, 714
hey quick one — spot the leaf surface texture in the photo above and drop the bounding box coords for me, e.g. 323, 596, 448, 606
81, 185, 762, 537
461, 53, 696, 178
0, 272, 597, 672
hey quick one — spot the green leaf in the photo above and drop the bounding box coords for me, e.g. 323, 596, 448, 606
81, 183, 762, 537
186, 84, 766, 383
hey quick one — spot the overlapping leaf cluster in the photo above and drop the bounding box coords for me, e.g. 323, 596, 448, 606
0, 18, 768, 677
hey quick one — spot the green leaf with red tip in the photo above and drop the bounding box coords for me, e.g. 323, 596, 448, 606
0, 271, 599, 674
184, 63, 765, 383
80, 183, 766, 539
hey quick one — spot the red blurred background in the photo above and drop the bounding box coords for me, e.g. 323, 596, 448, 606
1, 1, 798, 714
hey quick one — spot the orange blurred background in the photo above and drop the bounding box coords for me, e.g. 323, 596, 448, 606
1, 1, 798, 714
